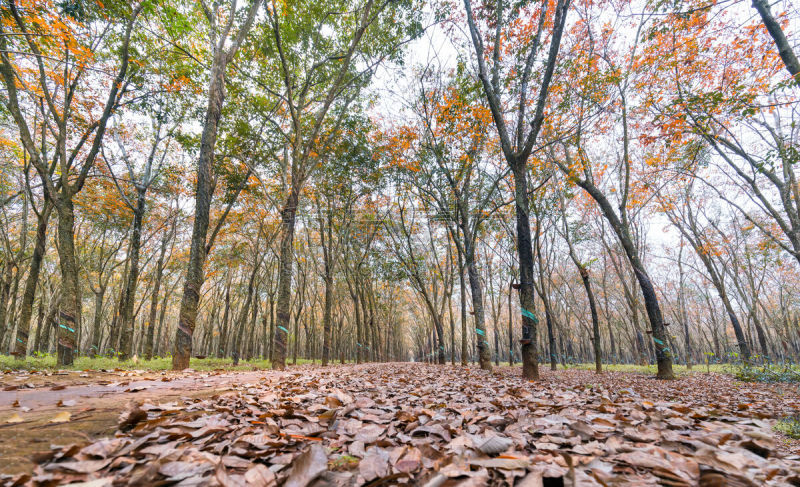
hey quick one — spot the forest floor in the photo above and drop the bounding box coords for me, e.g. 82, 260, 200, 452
1, 363, 799, 486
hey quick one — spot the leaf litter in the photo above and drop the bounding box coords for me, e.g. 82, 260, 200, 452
4, 364, 800, 486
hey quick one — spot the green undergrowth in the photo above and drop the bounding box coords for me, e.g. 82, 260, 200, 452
0, 353, 320, 372
567, 362, 728, 376
729, 362, 800, 383
565, 361, 800, 382
775, 416, 800, 439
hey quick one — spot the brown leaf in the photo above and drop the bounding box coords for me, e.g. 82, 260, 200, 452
284, 443, 327, 487
244, 464, 277, 487
468, 456, 530, 470
359, 447, 390, 482
5, 413, 24, 423
49, 411, 71, 423
118, 403, 147, 432
475, 435, 513, 455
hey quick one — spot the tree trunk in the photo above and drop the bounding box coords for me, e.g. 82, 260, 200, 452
576, 181, 674, 378
55, 199, 81, 366
580, 267, 602, 373
90, 288, 106, 355
108, 261, 128, 356
233, 262, 260, 365
155, 285, 171, 356
272, 188, 299, 370
172, 49, 228, 370
0, 263, 12, 351
322, 274, 333, 366
463, 227, 491, 371
448, 292, 455, 365
41, 292, 61, 354
33, 299, 46, 354
512, 164, 539, 379
13, 202, 51, 357
508, 280, 514, 366
144, 229, 169, 360
268, 294, 275, 361
119, 190, 146, 360
459, 261, 467, 366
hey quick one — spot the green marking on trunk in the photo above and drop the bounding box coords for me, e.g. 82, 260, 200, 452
58, 324, 75, 333
476, 328, 485, 336
278, 325, 289, 334
521, 308, 538, 323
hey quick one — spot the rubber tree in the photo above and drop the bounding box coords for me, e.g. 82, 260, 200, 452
171, 0, 263, 370
0, 2, 143, 365
107, 114, 171, 360
12, 175, 52, 357
144, 210, 176, 360
559, 193, 602, 373
262, 0, 422, 369
658, 178, 751, 362
463, 0, 572, 379
311, 117, 378, 366
385, 200, 451, 365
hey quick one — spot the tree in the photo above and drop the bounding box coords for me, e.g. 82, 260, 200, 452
463, 0, 571, 379
258, 0, 421, 369
105, 106, 175, 360
172, 0, 263, 370
0, 0, 143, 365
386, 65, 505, 370
559, 191, 602, 373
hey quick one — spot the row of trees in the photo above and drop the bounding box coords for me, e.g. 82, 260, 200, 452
0, 0, 797, 380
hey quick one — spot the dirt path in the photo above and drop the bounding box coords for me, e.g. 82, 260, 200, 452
0, 368, 287, 475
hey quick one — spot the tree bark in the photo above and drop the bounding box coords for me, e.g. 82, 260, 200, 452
119, 189, 146, 360
33, 298, 45, 354
573, 180, 674, 378
12, 202, 50, 357
90, 287, 106, 355
752, 0, 800, 86
144, 226, 170, 360
0, 263, 13, 350
54, 200, 81, 365
580, 267, 602, 373
272, 188, 299, 369
512, 164, 540, 379
172, 49, 227, 370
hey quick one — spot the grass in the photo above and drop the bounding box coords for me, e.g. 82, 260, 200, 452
559, 362, 729, 375
775, 416, 800, 439
0, 353, 321, 372
426, 361, 731, 375
568, 361, 800, 383
5, 354, 799, 382
729, 362, 800, 383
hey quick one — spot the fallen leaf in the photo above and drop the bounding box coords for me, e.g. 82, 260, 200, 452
5, 413, 24, 423
360, 446, 390, 481
284, 443, 327, 487
475, 435, 513, 455
50, 411, 71, 423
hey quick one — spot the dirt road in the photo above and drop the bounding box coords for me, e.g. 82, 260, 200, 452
0, 368, 286, 475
